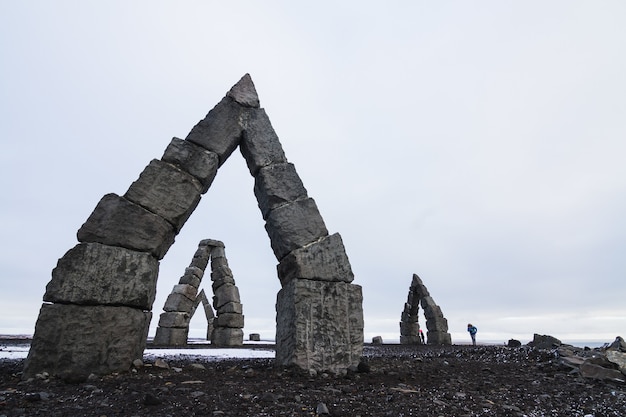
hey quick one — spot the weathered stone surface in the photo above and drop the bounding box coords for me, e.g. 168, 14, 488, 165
163, 293, 194, 313
211, 327, 244, 347
190, 246, 212, 270
199, 238, 225, 247
254, 162, 308, 220
172, 284, 197, 300
275, 279, 363, 372
277, 233, 354, 286
606, 351, 626, 375
213, 284, 241, 309
215, 313, 244, 328
212, 274, 235, 291
427, 331, 452, 345
211, 256, 228, 269
157, 311, 190, 328
179, 273, 201, 288
77, 193, 176, 260
400, 335, 421, 344
425, 317, 449, 332
226, 74, 260, 107
529, 334, 562, 349
190, 289, 215, 320
265, 198, 329, 260
211, 246, 225, 258
372, 336, 383, 344
399, 321, 420, 335
124, 159, 203, 232
580, 361, 626, 382
161, 137, 219, 193
186, 96, 246, 166
421, 297, 443, 319
23, 304, 150, 379
44, 243, 159, 310
240, 108, 287, 176
217, 301, 242, 314
153, 327, 189, 346
211, 265, 233, 280
249, 333, 261, 341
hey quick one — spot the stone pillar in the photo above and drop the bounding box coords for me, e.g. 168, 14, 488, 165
210, 244, 244, 346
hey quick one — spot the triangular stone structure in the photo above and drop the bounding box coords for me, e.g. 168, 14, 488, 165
400, 274, 451, 345
153, 239, 244, 347
24, 74, 363, 379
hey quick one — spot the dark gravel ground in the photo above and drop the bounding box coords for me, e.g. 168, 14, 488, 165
1, 342, 625, 417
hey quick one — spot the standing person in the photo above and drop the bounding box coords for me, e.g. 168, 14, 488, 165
419, 328, 425, 344
467, 323, 477, 345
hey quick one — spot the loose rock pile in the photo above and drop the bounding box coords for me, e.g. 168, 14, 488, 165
554, 335, 626, 383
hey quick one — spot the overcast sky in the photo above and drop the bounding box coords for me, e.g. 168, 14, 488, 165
2, 1, 625, 345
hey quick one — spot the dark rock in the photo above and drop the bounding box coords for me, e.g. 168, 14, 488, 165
508, 339, 522, 348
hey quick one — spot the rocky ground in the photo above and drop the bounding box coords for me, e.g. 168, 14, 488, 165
1, 341, 626, 417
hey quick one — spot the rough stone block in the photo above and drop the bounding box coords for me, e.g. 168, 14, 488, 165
217, 301, 242, 314
211, 246, 225, 258
153, 326, 189, 346
265, 198, 328, 260
186, 96, 246, 166
211, 327, 244, 347
163, 293, 194, 313
172, 284, 197, 300
212, 274, 235, 292
249, 333, 261, 341
213, 284, 241, 309
275, 279, 363, 373
277, 233, 354, 286
179, 273, 201, 288
161, 137, 219, 193
399, 321, 420, 335
124, 159, 203, 232
23, 304, 151, 379
226, 73, 260, 107
240, 108, 288, 176
215, 313, 244, 328
254, 162, 308, 219
44, 243, 159, 310
190, 246, 212, 270
425, 316, 449, 332
157, 311, 190, 328
77, 193, 176, 260
372, 336, 383, 344
211, 256, 228, 269
427, 331, 452, 345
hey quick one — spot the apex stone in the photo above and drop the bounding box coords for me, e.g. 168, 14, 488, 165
227, 73, 260, 108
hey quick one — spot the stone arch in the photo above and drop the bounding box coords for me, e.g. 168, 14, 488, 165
400, 274, 451, 345
24, 75, 363, 379
153, 239, 244, 347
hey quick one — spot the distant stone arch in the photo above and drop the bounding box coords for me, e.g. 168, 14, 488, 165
24, 75, 363, 379
153, 239, 244, 347
400, 274, 451, 345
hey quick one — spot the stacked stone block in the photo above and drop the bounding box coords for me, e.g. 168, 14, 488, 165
400, 274, 451, 345
26, 74, 363, 378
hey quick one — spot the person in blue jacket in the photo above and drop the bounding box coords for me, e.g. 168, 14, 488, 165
467, 323, 478, 345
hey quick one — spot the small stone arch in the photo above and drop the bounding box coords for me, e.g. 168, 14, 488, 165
400, 274, 451, 345
24, 75, 363, 378
153, 239, 244, 347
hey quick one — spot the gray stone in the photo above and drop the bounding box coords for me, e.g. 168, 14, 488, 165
211, 256, 228, 269
399, 321, 420, 335
212, 274, 235, 291
77, 193, 176, 260
254, 162, 308, 219
217, 301, 242, 314
275, 279, 363, 372
199, 238, 225, 247
157, 312, 190, 328
161, 137, 219, 193
226, 73, 260, 107
277, 233, 354, 286
372, 336, 383, 344
211, 246, 225, 258
185, 96, 246, 166
425, 317, 449, 332
172, 284, 197, 300
23, 304, 150, 379
606, 350, 626, 375
215, 313, 244, 328
249, 333, 261, 341
190, 246, 212, 270
211, 327, 244, 347
400, 335, 421, 344
427, 331, 452, 345
265, 198, 329, 260
179, 273, 201, 288
580, 361, 626, 382
153, 326, 189, 346
213, 284, 241, 309
44, 243, 159, 310
240, 108, 288, 176
529, 334, 562, 349
124, 159, 203, 232
163, 293, 194, 313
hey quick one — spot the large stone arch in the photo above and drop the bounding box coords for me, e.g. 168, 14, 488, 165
24, 75, 363, 379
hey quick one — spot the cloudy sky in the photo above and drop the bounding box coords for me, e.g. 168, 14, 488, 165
2, 1, 625, 345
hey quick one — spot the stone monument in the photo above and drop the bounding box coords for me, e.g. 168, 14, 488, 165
400, 273, 451, 345
24, 74, 363, 379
